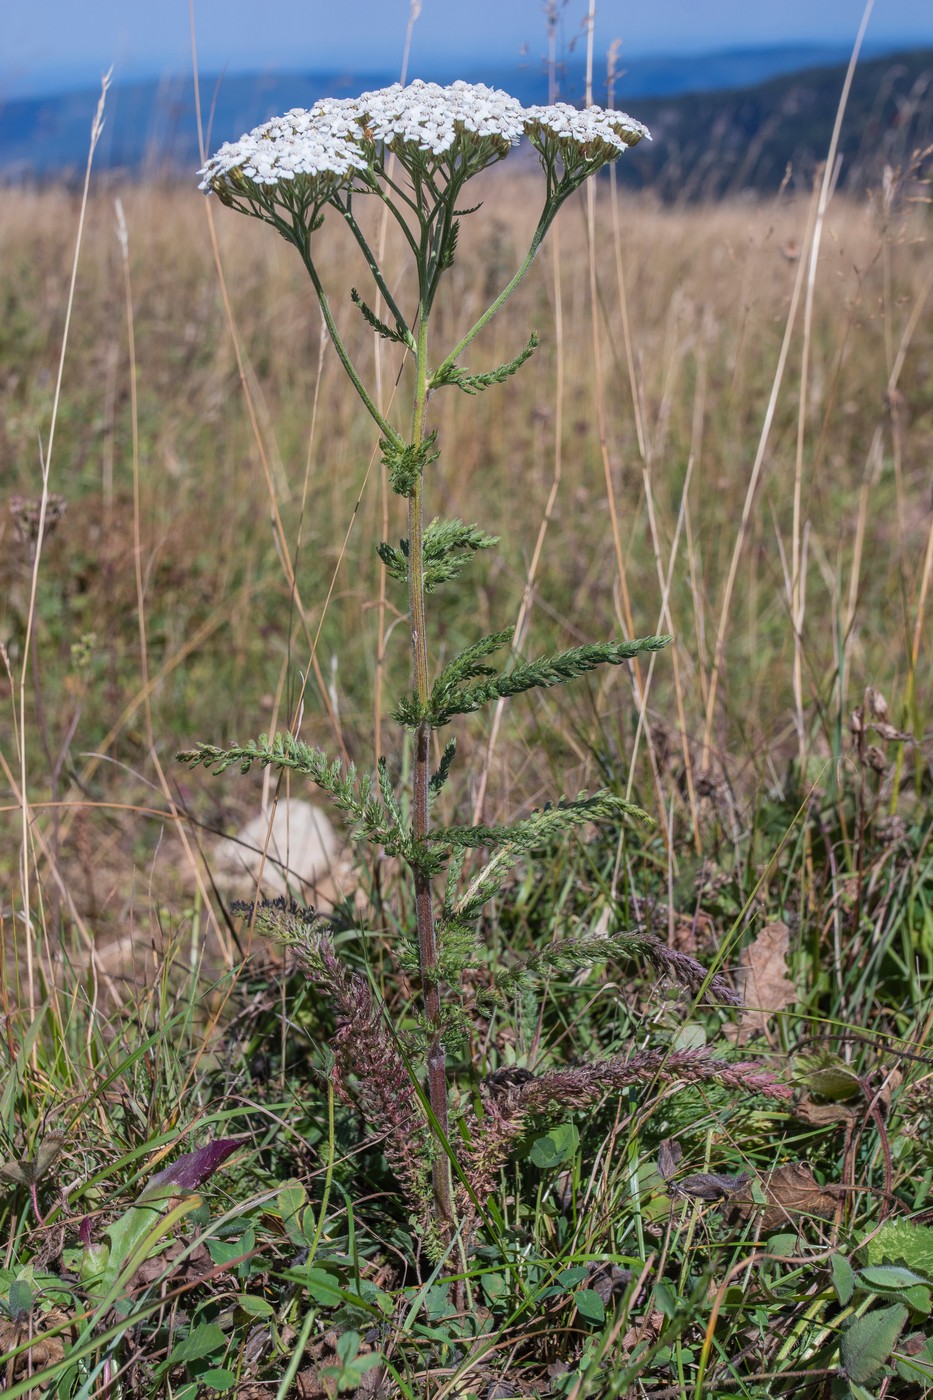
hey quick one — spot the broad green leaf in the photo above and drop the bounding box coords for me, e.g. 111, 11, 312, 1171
276, 1180, 307, 1246
208, 1238, 243, 1267
795, 1052, 862, 1100
168, 1321, 227, 1366
862, 1221, 933, 1279
91, 1197, 202, 1316
860, 1265, 929, 1291
841, 1304, 908, 1384
105, 1203, 172, 1276
423, 1283, 456, 1321
902, 1285, 932, 1316
653, 1281, 677, 1318
301, 1266, 344, 1307
672, 1022, 706, 1051
353, 1353, 385, 1375
199, 1368, 236, 1392
574, 1289, 606, 1325
858, 1266, 931, 1315
557, 1267, 589, 1288
8, 1279, 33, 1318
481, 1272, 507, 1304
336, 1330, 361, 1365
529, 1123, 579, 1169
766, 1233, 799, 1257
831, 1253, 856, 1305
237, 1293, 275, 1318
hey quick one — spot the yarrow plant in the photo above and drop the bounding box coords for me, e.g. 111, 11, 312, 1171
184, 80, 787, 1256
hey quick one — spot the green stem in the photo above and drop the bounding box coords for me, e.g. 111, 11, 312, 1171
408, 306, 453, 1231
337, 199, 415, 347
431, 197, 563, 385
299, 248, 402, 446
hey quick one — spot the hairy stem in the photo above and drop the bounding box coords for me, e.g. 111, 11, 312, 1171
409, 305, 453, 1229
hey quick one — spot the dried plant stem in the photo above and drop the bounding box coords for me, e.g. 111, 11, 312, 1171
584, 173, 667, 838
116, 197, 229, 969
17, 73, 110, 1041
700, 181, 819, 771
791, 2, 871, 775
470, 219, 565, 827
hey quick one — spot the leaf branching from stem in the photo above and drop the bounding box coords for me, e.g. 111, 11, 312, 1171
177, 737, 409, 855
378, 518, 499, 593
395, 633, 672, 728
430, 332, 539, 394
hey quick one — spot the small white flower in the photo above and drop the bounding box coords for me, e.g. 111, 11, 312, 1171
524, 101, 651, 155
198, 96, 371, 199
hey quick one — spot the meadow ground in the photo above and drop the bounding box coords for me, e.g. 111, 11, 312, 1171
1, 162, 932, 1396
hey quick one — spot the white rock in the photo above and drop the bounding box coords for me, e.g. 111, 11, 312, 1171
211, 799, 348, 902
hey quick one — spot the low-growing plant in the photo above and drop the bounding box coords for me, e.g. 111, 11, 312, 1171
180, 80, 789, 1263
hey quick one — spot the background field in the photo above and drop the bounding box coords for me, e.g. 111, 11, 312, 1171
2, 145, 933, 1394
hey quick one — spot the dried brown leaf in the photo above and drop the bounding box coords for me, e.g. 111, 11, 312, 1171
0, 1307, 74, 1380
657, 1138, 682, 1181
793, 1097, 859, 1127
737, 920, 796, 1044
725, 1161, 841, 1233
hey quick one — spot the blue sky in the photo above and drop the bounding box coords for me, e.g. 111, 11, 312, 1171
5, 0, 932, 98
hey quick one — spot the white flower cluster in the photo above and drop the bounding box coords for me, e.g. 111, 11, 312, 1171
358, 79, 526, 156
198, 80, 649, 200
198, 97, 369, 192
524, 102, 651, 153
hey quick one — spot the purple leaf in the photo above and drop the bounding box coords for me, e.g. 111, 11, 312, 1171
142, 1138, 241, 1199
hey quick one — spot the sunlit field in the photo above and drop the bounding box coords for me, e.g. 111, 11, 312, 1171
2, 142, 932, 1394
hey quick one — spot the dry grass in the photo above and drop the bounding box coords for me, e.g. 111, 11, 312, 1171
2, 174, 930, 885
2, 130, 933, 1400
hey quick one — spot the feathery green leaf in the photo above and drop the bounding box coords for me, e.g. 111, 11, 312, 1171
397, 633, 671, 728
380, 432, 440, 498
378, 518, 499, 593
431, 332, 539, 394
177, 736, 410, 856
350, 287, 413, 347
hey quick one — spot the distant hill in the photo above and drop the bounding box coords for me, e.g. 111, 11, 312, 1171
623, 46, 933, 198
0, 44, 930, 198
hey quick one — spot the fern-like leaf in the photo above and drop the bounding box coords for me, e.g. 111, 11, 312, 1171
378, 518, 499, 594
435, 792, 648, 924
398, 632, 671, 729
433, 790, 646, 855
431, 332, 539, 395
429, 738, 458, 799
350, 288, 413, 348
395, 628, 513, 727
380, 432, 440, 498
177, 735, 410, 856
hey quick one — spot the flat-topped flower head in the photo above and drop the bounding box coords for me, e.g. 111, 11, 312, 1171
361, 78, 526, 156
198, 97, 374, 227
353, 79, 523, 187
524, 102, 650, 189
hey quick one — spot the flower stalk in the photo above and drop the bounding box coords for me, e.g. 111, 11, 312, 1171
408, 301, 452, 1224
